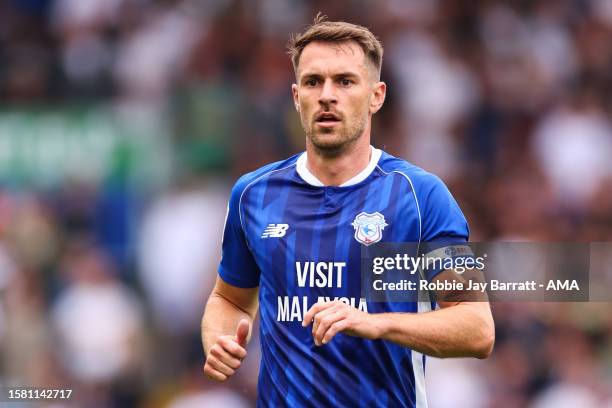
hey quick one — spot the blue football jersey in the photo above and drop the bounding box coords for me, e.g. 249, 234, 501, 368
218, 147, 469, 408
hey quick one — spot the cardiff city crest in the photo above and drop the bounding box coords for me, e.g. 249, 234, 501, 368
351, 212, 388, 246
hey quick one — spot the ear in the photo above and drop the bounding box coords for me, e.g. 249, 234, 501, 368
291, 83, 300, 112
369, 81, 386, 114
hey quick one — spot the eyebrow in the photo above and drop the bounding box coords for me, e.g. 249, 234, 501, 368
300, 71, 360, 81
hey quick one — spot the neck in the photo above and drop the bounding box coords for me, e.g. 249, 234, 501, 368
305, 137, 372, 186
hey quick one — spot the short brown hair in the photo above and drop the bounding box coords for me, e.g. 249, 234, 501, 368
287, 13, 384, 79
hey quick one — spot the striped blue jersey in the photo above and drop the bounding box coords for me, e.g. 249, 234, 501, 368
218, 147, 469, 408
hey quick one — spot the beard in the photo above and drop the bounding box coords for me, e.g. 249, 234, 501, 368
301, 112, 368, 158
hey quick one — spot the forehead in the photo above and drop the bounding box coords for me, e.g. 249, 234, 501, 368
297, 40, 369, 78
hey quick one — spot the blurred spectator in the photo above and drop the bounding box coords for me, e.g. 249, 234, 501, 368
1, 245, 63, 389
7, 193, 60, 271
531, 91, 612, 210
137, 180, 227, 335
113, 3, 201, 101
51, 244, 145, 384
426, 357, 489, 408
389, 27, 480, 179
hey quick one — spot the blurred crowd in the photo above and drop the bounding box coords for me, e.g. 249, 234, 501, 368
1, 0, 611, 407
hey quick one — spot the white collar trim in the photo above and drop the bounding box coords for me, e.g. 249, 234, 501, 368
296, 146, 382, 187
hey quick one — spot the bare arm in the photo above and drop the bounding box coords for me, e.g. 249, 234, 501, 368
201, 277, 259, 381
374, 267, 494, 358
371, 301, 494, 358
303, 271, 495, 359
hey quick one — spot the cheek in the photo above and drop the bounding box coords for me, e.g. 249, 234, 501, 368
297, 93, 313, 110
298, 99, 314, 123
348, 93, 371, 114
298, 101, 311, 118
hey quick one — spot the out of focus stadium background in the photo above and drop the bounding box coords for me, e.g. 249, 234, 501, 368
1, 0, 611, 407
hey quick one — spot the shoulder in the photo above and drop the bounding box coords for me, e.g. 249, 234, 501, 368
377, 150, 448, 196
230, 153, 301, 200
377, 150, 468, 240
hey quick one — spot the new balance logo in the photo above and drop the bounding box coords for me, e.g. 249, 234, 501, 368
261, 224, 289, 238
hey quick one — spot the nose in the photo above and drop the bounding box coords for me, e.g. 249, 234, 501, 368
318, 79, 337, 107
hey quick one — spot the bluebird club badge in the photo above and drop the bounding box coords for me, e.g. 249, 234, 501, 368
351, 212, 388, 246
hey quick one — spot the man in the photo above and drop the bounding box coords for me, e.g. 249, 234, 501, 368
202, 15, 494, 408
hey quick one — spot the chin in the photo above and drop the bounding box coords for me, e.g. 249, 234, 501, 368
312, 134, 343, 147
310, 136, 354, 156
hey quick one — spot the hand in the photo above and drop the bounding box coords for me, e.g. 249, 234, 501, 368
203, 319, 249, 381
302, 301, 380, 346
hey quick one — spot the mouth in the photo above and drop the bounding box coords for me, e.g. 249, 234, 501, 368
315, 112, 341, 128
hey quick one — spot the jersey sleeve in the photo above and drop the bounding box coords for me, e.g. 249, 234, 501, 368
217, 179, 261, 288
417, 174, 473, 281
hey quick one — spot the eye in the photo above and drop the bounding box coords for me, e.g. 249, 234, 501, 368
340, 78, 353, 86
305, 78, 318, 87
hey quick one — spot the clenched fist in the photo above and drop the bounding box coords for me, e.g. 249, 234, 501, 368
204, 319, 249, 381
